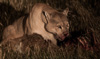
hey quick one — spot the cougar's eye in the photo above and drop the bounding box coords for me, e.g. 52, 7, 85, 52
58, 25, 62, 29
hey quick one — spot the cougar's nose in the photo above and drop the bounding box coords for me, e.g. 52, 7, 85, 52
63, 32, 69, 37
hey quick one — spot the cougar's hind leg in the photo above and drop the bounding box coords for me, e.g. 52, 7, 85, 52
2, 25, 16, 40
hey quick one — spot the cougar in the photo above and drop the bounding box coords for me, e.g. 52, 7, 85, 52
2, 3, 69, 45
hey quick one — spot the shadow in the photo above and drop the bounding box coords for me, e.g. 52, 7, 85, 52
0, 2, 26, 27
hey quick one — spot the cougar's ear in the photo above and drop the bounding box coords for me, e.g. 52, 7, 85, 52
41, 11, 50, 24
63, 8, 69, 16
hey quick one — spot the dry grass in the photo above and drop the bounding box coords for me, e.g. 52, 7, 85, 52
0, 0, 100, 59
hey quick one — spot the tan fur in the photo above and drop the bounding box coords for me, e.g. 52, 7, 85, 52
2, 3, 69, 45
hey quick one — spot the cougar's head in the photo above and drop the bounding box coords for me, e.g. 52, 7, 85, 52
41, 8, 69, 41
